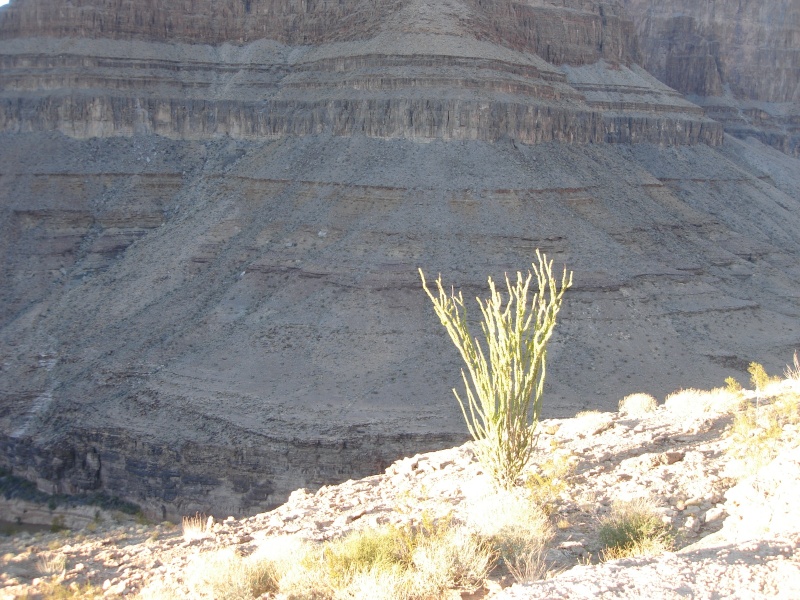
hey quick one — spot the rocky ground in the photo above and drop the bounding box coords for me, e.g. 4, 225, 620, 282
2, 378, 799, 599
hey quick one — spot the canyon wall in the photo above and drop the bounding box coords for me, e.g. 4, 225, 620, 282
0, 0, 721, 145
0, 0, 799, 518
621, 0, 800, 156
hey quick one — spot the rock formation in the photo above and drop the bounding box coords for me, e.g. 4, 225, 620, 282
0, 0, 799, 519
621, 0, 800, 156
2, 380, 799, 598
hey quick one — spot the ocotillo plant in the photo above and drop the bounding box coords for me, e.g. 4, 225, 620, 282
420, 251, 572, 489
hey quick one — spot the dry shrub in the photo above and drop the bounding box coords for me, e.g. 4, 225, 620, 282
598, 498, 673, 561
727, 387, 800, 478
318, 517, 493, 599
466, 488, 553, 583
136, 580, 183, 600
618, 393, 657, 417
36, 553, 67, 576
525, 449, 576, 514
39, 582, 103, 599
749, 362, 781, 392
183, 548, 278, 600
575, 410, 601, 418
408, 526, 494, 596
264, 520, 492, 600
664, 387, 740, 415
181, 513, 213, 542
785, 352, 800, 383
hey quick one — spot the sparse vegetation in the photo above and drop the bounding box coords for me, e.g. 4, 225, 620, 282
420, 250, 572, 489
664, 387, 741, 415
784, 351, 800, 381
182, 513, 213, 541
183, 547, 277, 600
725, 376, 743, 394
618, 393, 658, 417
317, 516, 493, 598
36, 582, 103, 599
466, 488, 554, 583
524, 448, 576, 514
146, 517, 495, 600
598, 498, 673, 561
50, 516, 67, 533
748, 361, 780, 393
36, 553, 66, 576
728, 386, 800, 477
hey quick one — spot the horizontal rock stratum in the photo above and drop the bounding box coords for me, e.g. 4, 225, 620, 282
0, 0, 799, 519
0, 0, 722, 144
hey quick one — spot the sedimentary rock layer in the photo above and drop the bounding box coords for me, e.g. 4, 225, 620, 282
0, 0, 798, 517
621, 0, 800, 156
2, 132, 800, 517
0, 0, 721, 145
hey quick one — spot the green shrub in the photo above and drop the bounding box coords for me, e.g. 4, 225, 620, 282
724, 376, 742, 394
749, 362, 779, 391
320, 517, 493, 598
420, 250, 572, 489
598, 499, 673, 560
728, 389, 800, 477
524, 449, 575, 514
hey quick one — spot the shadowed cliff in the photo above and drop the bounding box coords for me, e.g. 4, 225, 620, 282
0, 0, 799, 518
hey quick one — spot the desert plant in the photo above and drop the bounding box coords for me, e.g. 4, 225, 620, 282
664, 387, 741, 415
749, 362, 779, 392
182, 513, 212, 541
598, 499, 673, 561
323, 525, 406, 586
420, 250, 572, 489
618, 393, 658, 417
183, 548, 278, 600
38, 582, 103, 599
727, 387, 800, 477
785, 351, 800, 381
317, 517, 493, 599
725, 376, 742, 394
36, 553, 66, 576
524, 448, 576, 514
466, 488, 554, 583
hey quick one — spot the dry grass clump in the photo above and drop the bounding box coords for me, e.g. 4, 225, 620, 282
598, 498, 673, 561
313, 516, 493, 599
36, 553, 67, 577
664, 387, 740, 415
785, 352, 800, 382
524, 448, 576, 514
151, 518, 493, 600
618, 393, 658, 417
181, 513, 213, 542
466, 488, 554, 583
182, 548, 277, 600
37, 582, 103, 599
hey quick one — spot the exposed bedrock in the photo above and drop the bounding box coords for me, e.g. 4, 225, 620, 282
0, 0, 721, 145
0, 0, 637, 65
2, 132, 800, 517
0, 0, 798, 517
620, 0, 800, 156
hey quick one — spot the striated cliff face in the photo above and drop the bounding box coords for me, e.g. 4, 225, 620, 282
620, 0, 800, 156
0, 0, 721, 145
0, 0, 799, 520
